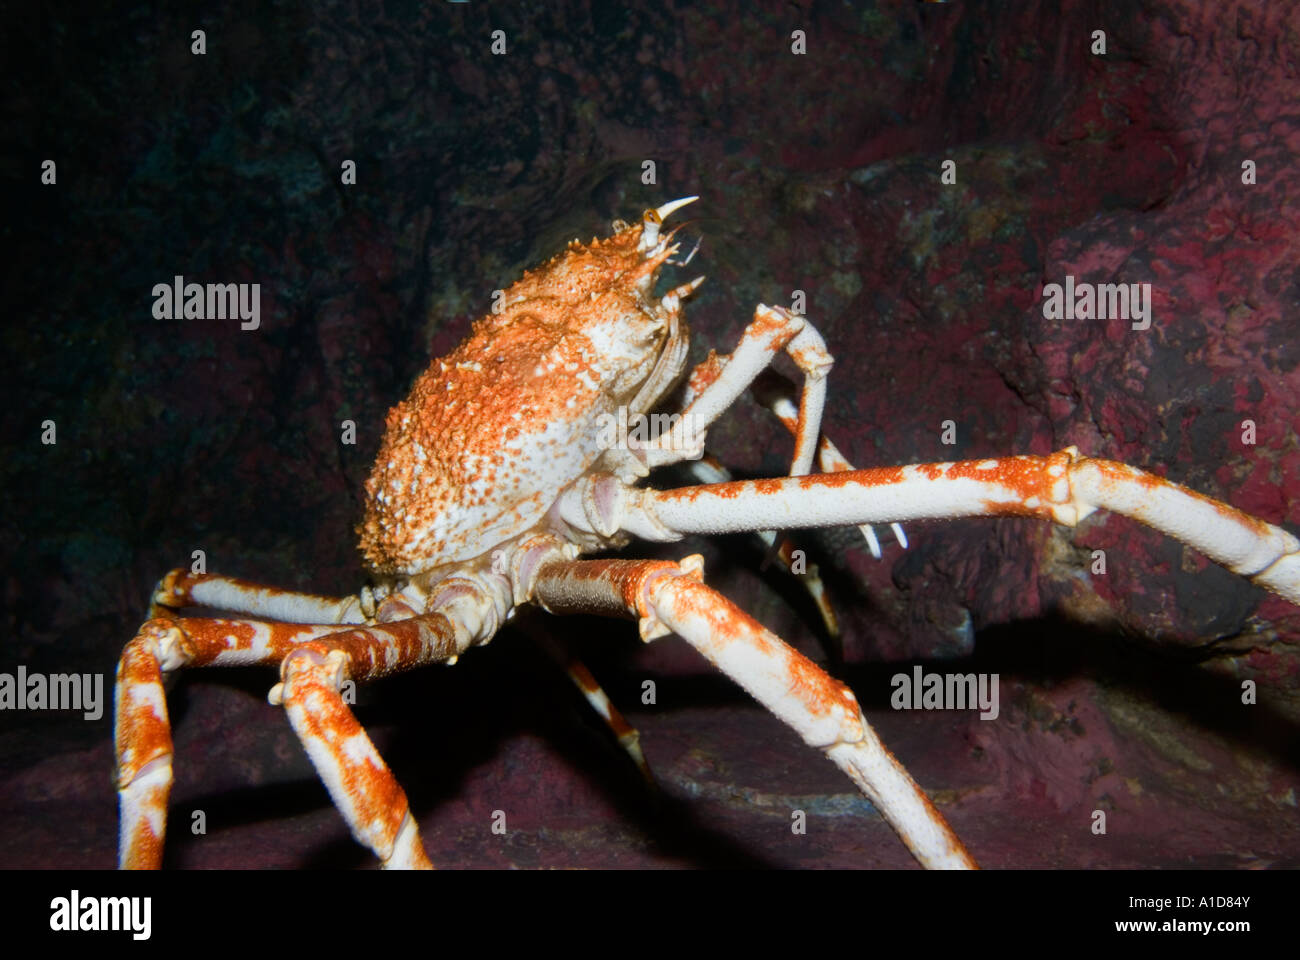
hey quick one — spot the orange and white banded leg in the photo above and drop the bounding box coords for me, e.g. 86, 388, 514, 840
114, 614, 406, 868
256, 580, 511, 867
257, 573, 519, 869
751, 369, 908, 558
684, 453, 840, 637
148, 567, 371, 623
115, 621, 184, 869
563, 656, 655, 787
527, 556, 976, 870
665, 312, 838, 631
638, 304, 832, 475
597, 447, 1300, 605
521, 620, 656, 785
116, 572, 507, 868
270, 644, 432, 869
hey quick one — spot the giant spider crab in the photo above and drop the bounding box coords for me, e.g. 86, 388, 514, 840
115, 198, 1300, 869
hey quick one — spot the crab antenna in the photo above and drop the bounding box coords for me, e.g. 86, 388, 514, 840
640, 196, 699, 251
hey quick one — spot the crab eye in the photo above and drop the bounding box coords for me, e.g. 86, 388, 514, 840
642, 208, 662, 226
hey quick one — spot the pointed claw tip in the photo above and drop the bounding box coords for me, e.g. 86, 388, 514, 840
641, 197, 700, 252
655, 196, 698, 221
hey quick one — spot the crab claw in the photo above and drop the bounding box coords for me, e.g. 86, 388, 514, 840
639, 196, 698, 252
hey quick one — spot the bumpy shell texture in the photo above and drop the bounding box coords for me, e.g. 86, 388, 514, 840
358, 219, 675, 575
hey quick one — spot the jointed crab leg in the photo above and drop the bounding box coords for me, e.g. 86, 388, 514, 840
529, 555, 976, 869
641, 304, 832, 476
147, 568, 371, 623
684, 453, 840, 637
115, 622, 185, 870
751, 369, 908, 558
521, 619, 657, 786
558, 654, 655, 787
116, 571, 511, 868
612, 447, 1300, 604
115, 616, 369, 867
273, 644, 432, 869
114, 612, 457, 869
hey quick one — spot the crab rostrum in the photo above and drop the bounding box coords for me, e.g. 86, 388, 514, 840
115, 199, 1300, 869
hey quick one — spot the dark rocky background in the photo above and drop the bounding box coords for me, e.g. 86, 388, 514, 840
2, 0, 1298, 868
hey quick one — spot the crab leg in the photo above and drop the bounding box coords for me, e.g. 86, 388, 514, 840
751, 369, 908, 558
265, 576, 517, 868
115, 622, 185, 870
520, 619, 656, 785
684, 453, 840, 637
147, 567, 370, 623
677, 340, 900, 575
661, 310, 842, 631
272, 644, 432, 869
640, 304, 832, 475
116, 612, 462, 868
559, 655, 655, 787
608, 447, 1300, 604
115, 616, 359, 867
117, 571, 510, 868
528, 555, 975, 869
